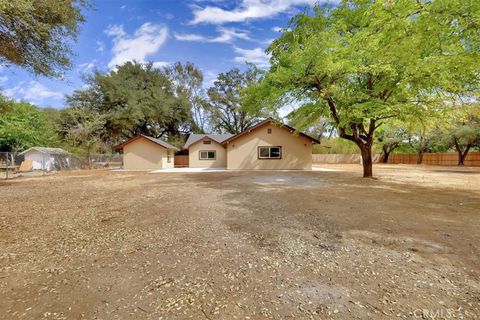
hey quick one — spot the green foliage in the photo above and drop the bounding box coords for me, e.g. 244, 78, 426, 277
403, 108, 450, 158
206, 68, 262, 134
58, 105, 105, 165
67, 61, 195, 145
244, 0, 480, 176
165, 62, 208, 133
374, 121, 409, 161
0, 95, 59, 152
439, 105, 480, 163
0, 0, 88, 77
313, 138, 358, 154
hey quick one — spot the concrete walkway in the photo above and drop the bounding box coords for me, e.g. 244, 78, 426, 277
150, 167, 228, 173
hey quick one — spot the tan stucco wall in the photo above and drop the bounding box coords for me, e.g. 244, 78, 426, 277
162, 149, 175, 169
226, 123, 313, 170
189, 138, 227, 168
123, 137, 168, 169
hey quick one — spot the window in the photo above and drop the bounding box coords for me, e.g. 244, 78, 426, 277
258, 146, 282, 159
203, 140, 211, 144
267, 128, 272, 134
199, 150, 216, 160
167, 151, 171, 163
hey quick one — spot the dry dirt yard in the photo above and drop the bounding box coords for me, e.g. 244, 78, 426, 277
1, 164, 479, 319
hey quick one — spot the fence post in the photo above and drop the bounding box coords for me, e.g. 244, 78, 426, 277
5, 152, 8, 180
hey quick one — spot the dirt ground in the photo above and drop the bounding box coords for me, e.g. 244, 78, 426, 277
1, 164, 479, 319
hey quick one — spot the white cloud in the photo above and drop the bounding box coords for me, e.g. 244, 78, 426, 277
105, 24, 126, 38
174, 27, 250, 44
78, 59, 97, 72
191, 0, 333, 24
3, 81, 63, 104
233, 46, 270, 67
96, 41, 105, 53
105, 23, 169, 69
203, 70, 218, 88
152, 61, 170, 68
174, 33, 207, 42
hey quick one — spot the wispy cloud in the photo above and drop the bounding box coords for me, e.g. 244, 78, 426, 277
105, 23, 169, 69
203, 70, 219, 88
78, 59, 97, 73
174, 27, 250, 44
152, 61, 170, 69
233, 46, 270, 67
3, 81, 63, 105
96, 41, 105, 53
191, 0, 331, 24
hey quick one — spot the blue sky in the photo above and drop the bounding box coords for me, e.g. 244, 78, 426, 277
0, 0, 335, 109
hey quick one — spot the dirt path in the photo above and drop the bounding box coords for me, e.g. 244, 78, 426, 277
1, 165, 479, 319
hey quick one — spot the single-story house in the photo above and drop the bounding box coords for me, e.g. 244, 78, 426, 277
184, 133, 234, 168
183, 118, 320, 170
20, 147, 70, 171
115, 135, 178, 170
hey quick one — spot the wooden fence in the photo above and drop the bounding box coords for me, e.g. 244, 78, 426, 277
174, 155, 189, 167
388, 151, 480, 166
312, 154, 381, 164
312, 152, 480, 166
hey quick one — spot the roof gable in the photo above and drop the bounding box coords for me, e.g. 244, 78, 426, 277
183, 133, 234, 149
114, 135, 178, 150
222, 118, 320, 145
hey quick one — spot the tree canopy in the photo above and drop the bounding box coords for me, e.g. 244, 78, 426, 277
206, 68, 261, 134
0, 95, 59, 152
244, 0, 480, 177
0, 0, 88, 77
440, 105, 480, 165
67, 61, 195, 144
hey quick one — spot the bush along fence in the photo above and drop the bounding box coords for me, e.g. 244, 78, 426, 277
0, 152, 123, 179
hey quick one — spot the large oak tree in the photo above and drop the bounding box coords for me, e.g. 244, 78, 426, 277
67, 61, 194, 146
206, 68, 261, 134
0, 0, 87, 77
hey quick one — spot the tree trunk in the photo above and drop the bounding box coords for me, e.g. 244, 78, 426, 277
359, 144, 373, 178
382, 147, 390, 163
456, 144, 471, 166
416, 151, 424, 164
87, 145, 92, 169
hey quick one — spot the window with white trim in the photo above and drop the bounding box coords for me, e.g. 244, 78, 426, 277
199, 150, 216, 160
258, 146, 282, 159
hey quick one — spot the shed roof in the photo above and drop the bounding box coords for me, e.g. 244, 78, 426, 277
114, 135, 179, 150
20, 147, 69, 155
183, 133, 234, 149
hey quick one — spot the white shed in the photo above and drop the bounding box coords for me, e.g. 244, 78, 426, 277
20, 147, 70, 171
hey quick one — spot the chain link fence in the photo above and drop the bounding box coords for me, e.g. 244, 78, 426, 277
1, 152, 123, 180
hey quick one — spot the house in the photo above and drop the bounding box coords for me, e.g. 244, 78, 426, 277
184, 118, 320, 170
184, 133, 233, 168
20, 147, 70, 171
115, 135, 178, 170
